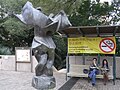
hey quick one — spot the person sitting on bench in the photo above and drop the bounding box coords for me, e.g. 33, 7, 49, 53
101, 59, 109, 85
88, 58, 99, 86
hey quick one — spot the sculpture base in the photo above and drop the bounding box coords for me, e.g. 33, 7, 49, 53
32, 75, 56, 90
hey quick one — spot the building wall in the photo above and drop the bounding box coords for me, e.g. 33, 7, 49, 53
0, 55, 38, 72
0, 55, 119, 78
0, 55, 57, 73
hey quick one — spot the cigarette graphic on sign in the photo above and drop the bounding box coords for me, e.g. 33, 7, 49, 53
99, 38, 116, 53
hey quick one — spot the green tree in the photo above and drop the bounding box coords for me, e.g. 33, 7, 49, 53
0, 0, 68, 69
0, 0, 119, 69
0, 0, 34, 54
30, 0, 83, 14
110, 0, 120, 25
0, 17, 33, 54
53, 35, 67, 70
69, 0, 114, 26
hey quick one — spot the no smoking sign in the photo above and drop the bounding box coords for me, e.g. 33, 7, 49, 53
99, 38, 116, 53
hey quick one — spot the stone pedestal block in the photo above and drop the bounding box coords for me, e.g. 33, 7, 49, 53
32, 75, 56, 90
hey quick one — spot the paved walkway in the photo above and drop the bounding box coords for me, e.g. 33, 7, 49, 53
0, 70, 66, 90
0, 70, 120, 90
71, 78, 120, 90
58, 77, 120, 90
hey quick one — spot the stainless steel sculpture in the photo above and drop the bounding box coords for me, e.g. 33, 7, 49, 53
15, 1, 71, 90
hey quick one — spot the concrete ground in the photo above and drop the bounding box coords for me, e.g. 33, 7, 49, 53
0, 70, 66, 90
71, 78, 120, 90
0, 70, 120, 90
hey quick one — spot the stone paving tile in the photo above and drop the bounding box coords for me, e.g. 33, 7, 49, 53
1, 70, 120, 90
71, 78, 120, 90
0, 70, 66, 90
0, 70, 35, 90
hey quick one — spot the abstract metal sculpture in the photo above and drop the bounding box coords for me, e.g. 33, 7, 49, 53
15, 1, 71, 90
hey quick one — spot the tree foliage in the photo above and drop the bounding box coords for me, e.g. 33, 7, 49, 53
0, 0, 34, 54
30, 0, 83, 14
0, 0, 120, 69
69, 0, 114, 26
53, 35, 67, 70
110, 0, 120, 25
0, 18, 34, 54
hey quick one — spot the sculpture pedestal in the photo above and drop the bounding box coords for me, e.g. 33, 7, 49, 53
32, 75, 56, 90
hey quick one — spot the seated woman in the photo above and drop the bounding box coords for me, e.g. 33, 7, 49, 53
88, 58, 99, 86
101, 59, 109, 85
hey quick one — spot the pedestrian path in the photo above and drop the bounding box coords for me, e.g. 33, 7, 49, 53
71, 78, 120, 90
0, 70, 66, 90
58, 77, 79, 90
0, 70, 120, 90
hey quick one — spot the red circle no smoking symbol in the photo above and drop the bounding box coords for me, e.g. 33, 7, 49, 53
99, 38, 116, 53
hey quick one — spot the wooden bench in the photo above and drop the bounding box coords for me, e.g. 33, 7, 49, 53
67, 65, 113, 79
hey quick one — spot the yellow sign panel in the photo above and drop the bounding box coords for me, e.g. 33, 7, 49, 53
68, 37, 116, 54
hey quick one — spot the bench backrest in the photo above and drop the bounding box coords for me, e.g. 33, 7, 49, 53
69, 65, 89, 74
69, 64, 113, 75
